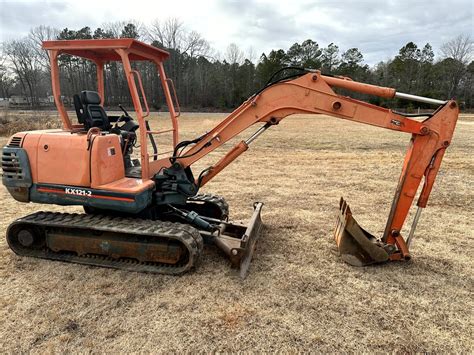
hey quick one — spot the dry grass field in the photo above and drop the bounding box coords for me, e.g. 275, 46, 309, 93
0, 111, 472, 352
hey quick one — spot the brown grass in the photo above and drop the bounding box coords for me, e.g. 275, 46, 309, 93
0, 112, 472, 352
0, 109, 62, 136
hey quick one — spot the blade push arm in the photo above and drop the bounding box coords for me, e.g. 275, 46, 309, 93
153, 71, 458, 259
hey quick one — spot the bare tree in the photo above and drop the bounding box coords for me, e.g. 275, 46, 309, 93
28, 25, 60, 71
246, 46, 256, 63
441, 34, 473, 64
440, 34, 473, 97
4, 38, 43, 105
148, 18, 210, 57
225, 43, 244, 65
0, 49, 14, 98
149, 18, 184, 50
103, 20, 145, 39
183, 30, 211, 58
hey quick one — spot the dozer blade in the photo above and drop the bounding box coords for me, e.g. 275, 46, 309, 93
212, 202, 264, 278
334, 197, 390, 266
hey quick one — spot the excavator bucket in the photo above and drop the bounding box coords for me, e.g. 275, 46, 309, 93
334, 198, 390, 266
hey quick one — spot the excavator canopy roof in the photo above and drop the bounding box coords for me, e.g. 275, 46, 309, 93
42, 39, 170, 62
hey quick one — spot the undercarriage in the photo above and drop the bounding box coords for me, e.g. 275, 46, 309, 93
7, 194, 264, 277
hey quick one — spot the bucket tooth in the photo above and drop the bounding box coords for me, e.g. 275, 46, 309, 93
334, 197, 390, 266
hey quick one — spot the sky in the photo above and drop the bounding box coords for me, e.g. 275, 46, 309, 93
0, 0, 472, 65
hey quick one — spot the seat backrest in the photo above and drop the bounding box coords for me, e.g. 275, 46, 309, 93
73, 94, 85, 124
80, 91, 110, 131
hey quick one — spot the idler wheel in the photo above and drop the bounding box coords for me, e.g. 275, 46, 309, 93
18, 229, 35, 247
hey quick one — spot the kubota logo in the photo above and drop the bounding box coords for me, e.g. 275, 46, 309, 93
65, 188, 92, 197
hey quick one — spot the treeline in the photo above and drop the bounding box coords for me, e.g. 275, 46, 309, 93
0, 19, 472, 110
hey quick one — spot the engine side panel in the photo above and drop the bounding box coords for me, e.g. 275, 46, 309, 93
90, 134, 125, 188
2, 131, 154, 213
36, 132, 91, 187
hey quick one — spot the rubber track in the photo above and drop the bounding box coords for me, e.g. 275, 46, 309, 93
187, 194, 229, 219
7, 211, 203, 275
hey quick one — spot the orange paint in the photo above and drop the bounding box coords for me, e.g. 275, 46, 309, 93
36, 132, 91, 187
42, 39, 178, 182
90, 134, 124, 188
33, 40, 458, 261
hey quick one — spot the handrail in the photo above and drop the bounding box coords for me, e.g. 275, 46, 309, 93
166, 78, 181, 118
130, 70, 150, 118
150, 150, 174, 157
146, 128, 175, 135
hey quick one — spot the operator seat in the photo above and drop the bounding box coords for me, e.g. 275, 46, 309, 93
75, 90, 111, 131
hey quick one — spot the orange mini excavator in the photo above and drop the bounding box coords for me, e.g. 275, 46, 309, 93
1, 39, 458, 277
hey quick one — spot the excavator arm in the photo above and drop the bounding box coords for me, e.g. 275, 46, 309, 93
159, 70, 458, 265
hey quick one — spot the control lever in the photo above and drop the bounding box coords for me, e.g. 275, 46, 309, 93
118, 104, 129, 116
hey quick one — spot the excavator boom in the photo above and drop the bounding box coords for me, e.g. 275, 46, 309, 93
160, 70, 458, 265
